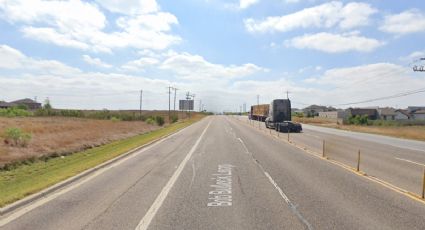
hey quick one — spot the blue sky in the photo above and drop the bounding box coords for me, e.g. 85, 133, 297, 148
0, 0, 425, 111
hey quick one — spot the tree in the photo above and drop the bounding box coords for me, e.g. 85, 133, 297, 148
43, 98, 52, 110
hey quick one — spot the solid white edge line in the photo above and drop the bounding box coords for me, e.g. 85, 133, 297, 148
395, 157, 425, 167
135, 120, 212, 230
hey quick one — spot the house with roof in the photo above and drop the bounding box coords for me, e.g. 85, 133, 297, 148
377, 107, 396, 120
11, 98, 41, 110
0, 101, 16, 109
411, 110, 425, 120
303, 105, 336, 117
407, 106, 425, 113
394, 109, 411, 120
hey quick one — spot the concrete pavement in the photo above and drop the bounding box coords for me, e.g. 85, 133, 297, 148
1, 116, 425, 230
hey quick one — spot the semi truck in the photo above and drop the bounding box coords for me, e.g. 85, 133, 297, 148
265, 99, 302, 133
250, 104, 269, 122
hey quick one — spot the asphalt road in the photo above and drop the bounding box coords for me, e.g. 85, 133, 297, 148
1, 116, 425, 230
242, 116, 425, 195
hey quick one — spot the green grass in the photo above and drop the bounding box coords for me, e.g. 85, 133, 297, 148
0, 118, 202, 207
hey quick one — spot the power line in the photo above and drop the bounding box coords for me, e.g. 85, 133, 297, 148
333, 87, 425, 106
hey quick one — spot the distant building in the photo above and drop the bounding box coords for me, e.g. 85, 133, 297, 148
303, 105, 335, 117
411, 110, 425, 120
318, 110, 346, 119
346, 108, 378, 120
9, 98, 41, 110
394, 110, 411, 120
318, 110, 347, 124
0, 101, 16, 109
407, 106, 425, 113
377, 107, 396, 120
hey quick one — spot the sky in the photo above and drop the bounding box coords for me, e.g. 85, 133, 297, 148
0, 0, 425, 112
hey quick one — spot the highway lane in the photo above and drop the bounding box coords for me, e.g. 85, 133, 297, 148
0, 118, 212, 230
293, 123, 425, 195
1, 116, 425, 229
227, 116, 425, 229
244, 116, 425, 195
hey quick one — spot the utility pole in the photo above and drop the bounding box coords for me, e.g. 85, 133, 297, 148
139, 90, 143, 118
185, 92, 195, 118
173, 87, 178, 116
167, 86, 173, 122
199, 100, 202, 112
285, 90, 290, 100
257, 95, 260, 127
186, 91, 191, 119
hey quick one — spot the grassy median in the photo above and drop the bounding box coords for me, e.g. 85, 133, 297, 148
0, 117, 203, 207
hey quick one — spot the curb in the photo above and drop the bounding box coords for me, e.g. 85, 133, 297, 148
0, 119, 200, 216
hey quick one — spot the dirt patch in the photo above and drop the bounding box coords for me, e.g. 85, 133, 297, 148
0, 117, 158, 165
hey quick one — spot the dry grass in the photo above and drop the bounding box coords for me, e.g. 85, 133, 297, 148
331, 125, 425, 142
293, 117, 335, 125
0, 117, 158, 166
295, 117, 425, 141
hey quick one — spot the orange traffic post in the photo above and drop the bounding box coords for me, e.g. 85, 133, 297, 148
287, 130, 290, 142
356, 150, 361, 172
422, 167, 425, 199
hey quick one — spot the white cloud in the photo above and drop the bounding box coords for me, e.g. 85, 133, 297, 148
160, 52, 268, 80
407, 51, 425, 60
0, 44, 25, 69
307, 63, 425, 107
298, 65, 322, 73
380, 9, 425, 35
235, 63, 425, 109
121, 57, 159, 71
284, 0, 301, 3
22, 27, 91, 50
244, 1, 377, 33
0, 44, 81, 75
285, 32, 384, 53
239, 0, 259, 9
1, 44, 424, 111
95, 0, 159, 15
82, 55, 112, 68
0, 0, 180, 52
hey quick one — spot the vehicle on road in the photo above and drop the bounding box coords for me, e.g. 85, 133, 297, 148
250, 104, 269, 122
265, 99, 302, 132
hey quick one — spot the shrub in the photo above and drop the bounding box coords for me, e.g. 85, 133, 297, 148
170, 114, 178, 123
155, 116, 165, 126
16, 104, 28, 110
4, 127, 32, 147
145, 117, 155, 125
110, 116, 121, 122
348, 115, 368, 125
0, 108, 32, 117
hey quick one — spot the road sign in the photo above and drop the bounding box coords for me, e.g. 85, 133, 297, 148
179, 100, 194, 110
